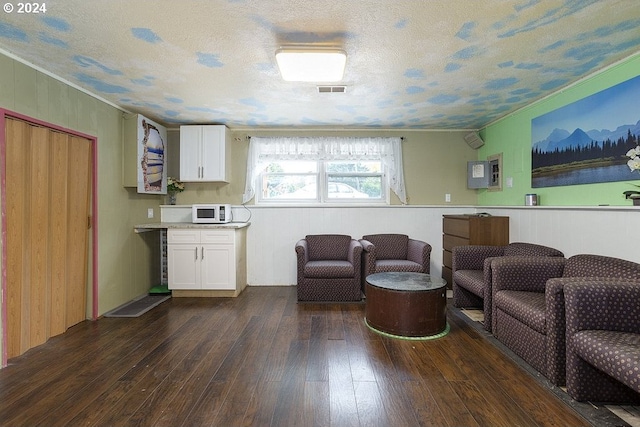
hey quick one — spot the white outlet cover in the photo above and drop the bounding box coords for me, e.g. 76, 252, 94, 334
147, 208, 154, 218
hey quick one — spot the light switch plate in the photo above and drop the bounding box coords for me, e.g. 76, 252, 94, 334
147, 208, 154, 218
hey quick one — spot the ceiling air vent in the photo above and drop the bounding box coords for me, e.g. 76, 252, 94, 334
317, 85, 346, 93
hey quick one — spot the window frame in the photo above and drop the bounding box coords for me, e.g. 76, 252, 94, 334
243, 136, 405, 205
256, 159, 389, 205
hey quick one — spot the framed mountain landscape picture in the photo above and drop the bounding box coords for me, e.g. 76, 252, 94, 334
531, 74, 640, 188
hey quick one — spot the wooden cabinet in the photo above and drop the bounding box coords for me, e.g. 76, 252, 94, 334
442, 214, 509, 288
179, 125, 230, 182
167, 228, 246, 295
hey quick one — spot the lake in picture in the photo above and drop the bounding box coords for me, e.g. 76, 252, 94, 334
532, 164, 637, 188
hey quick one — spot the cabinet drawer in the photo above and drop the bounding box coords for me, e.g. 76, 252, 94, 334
168, 229, 200, 244
443, 234, 469, 252
443, 217, 470, 238
201, 230, 234, 244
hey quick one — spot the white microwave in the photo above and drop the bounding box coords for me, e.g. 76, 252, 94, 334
191, 204, 232, 224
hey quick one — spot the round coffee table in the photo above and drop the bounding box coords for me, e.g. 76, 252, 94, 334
365, 272, 448, 339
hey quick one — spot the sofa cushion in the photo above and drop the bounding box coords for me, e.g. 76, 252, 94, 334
363, 234, 408, 260
494, 290, 546, 334
453, 269, 484, 298
374, 259, 422, 273
573, 330, 640, 393
305, 234, 351, 261
304, 260, 355, 278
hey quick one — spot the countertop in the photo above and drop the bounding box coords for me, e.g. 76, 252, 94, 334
134, 222, 250, 233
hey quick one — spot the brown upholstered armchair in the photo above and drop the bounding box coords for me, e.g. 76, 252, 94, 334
565, 281, 640, 403
295, 234, 363, 302
491, 254, 640, 386
359, 234, 431, 292
452, 242, 564, 332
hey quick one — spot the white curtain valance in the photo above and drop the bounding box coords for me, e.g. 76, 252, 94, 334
242, 136, 406, 204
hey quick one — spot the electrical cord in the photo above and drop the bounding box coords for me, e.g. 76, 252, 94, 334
231, 203, 252, 223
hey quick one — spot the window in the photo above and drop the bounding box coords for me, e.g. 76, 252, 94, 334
261, 160, 319, 200
258, 160, 385, 203
243, 137, 406, 204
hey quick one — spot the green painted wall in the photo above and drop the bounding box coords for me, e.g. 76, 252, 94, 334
478, 53, 640, 207
0, 53, 161, 323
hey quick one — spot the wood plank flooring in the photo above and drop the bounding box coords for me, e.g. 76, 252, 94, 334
0, 286, 616, 426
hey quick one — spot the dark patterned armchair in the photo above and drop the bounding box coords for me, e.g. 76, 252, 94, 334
565, 281, 640, 403
491, 254, 640, 386
360, 234, 431, 292
295, 234, 363, 302
452, 242, 564, 332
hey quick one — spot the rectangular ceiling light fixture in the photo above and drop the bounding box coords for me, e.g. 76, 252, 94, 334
275, 46, 346, 82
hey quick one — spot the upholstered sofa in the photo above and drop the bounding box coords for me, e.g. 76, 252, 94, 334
452, 242, 564, 332
360, 234, 431, 292
491, 254, 640, 386
295, 234, 363, 302
565, 281, 640, 403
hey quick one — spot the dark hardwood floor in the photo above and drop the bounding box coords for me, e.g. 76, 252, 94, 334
0, 286, 603, 426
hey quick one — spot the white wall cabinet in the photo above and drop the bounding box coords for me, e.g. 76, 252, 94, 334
123, 114, 168, 193
167, 228, 246, 295
179, 125, 230, 182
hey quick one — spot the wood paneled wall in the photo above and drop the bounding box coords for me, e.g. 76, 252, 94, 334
241, 205, 637, 286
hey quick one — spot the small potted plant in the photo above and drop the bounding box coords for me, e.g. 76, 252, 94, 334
166, 176, 184, 205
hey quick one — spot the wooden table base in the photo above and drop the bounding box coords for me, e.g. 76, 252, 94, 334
365, 281, 447, 338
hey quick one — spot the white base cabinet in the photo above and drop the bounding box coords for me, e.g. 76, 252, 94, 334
168, 228, 246, 294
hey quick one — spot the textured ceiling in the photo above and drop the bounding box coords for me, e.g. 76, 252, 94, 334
1, 0, 639, 129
